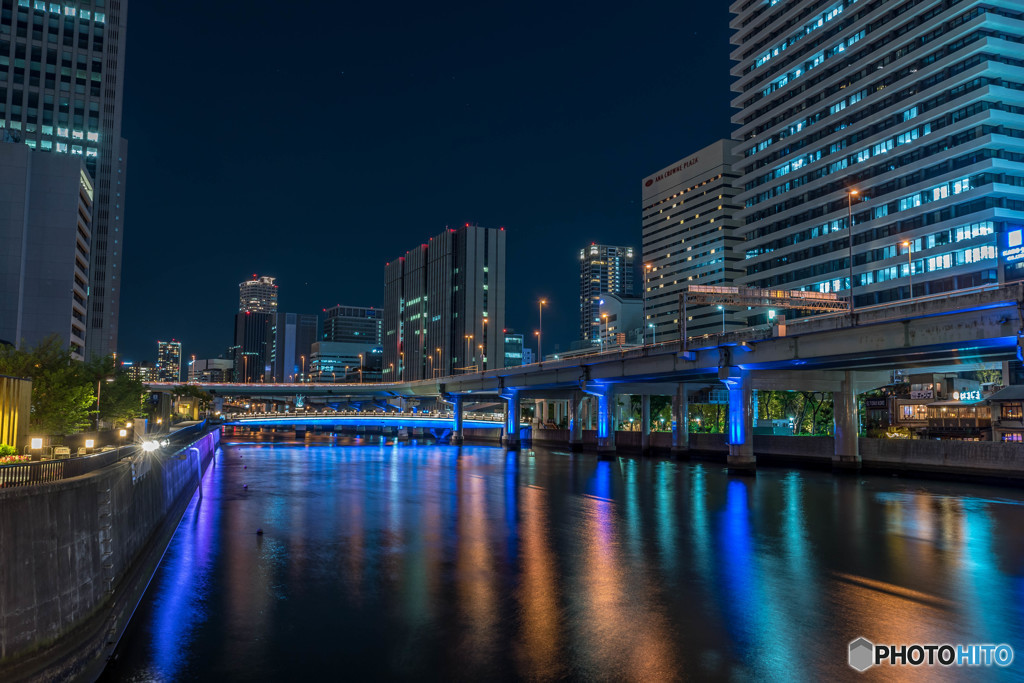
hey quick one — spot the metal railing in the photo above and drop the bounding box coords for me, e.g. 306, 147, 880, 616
0, 422, 214, 489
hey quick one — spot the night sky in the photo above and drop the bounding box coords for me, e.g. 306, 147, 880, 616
118, 1, 735, 364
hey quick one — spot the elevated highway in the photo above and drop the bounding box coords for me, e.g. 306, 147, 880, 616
150, 284, 1024, 468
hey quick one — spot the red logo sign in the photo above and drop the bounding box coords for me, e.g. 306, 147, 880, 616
644, 179, 654, 187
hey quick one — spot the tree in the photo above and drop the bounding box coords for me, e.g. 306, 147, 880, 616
84, 355, 144, 427
0, 336, 96, 436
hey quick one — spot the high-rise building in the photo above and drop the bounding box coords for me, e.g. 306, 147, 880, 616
239, 275, 278, 314
191, 358, 233, 383
271, 312, 318, 382
0, 143, 93, 359
120, 359, 156, 382
0, 1, 129, 359
322, 305, 382, 344
730, 0, 1024, 319
233, 275, 277, 383
384, 224, 506, 381
503, 331, 524, 368
156, 340, 181, 382
579, 244, 634, 345
641, 140, 744, 338
308, 342, 382, 382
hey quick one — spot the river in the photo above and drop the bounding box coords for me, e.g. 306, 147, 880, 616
99, 436, 1024, 681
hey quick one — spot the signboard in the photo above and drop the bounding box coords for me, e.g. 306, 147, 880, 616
864, 398, 888, 409
1003, 228, 1024, 282
953, 390, 982, 402
910, 390, 934, 399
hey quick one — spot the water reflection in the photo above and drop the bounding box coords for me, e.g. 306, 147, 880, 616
102, 440, 1024, 681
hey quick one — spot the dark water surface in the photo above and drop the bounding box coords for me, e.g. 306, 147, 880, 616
100, 437, 1024, 681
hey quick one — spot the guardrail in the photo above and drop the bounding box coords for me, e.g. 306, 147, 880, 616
0, 422, 213, 489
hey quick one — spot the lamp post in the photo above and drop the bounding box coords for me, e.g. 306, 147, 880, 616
358, 353, 363, 383
643, 264, 652, 344
400, 351, 404, 381
538, 299, 547, 361
717, 305, 725, 334
478, 343, 484, 372
534, 330, 540, 361
649, 322, 656, 345
301, 354, 306, 382
902, 240, 914, 299
464, 334, 473, 373
601, 313, 609, 351
847, 189, 859, 314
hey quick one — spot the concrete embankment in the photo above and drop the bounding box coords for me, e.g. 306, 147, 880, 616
528, 429, 1024, 480
0, 428, 221, 681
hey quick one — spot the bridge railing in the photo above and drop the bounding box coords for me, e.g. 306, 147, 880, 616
0, 422, 216, 489
228, 410, 505, 422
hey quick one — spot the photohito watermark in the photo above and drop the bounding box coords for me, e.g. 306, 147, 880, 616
849, 638, 1014, 672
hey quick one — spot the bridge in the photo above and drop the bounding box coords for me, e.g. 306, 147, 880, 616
149, 284, 1024, 470
223, 410, 521, 443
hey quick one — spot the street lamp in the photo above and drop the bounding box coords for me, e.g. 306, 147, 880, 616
717, 305, 725, 334
464, 334, 473, 373
301, 355, 306, 382
358, 353, 363, 383
400, 351, 404, 381
649, 322, 656, 344
601, 313, 609, 351
902, 240, 914, 299
478, 343, 484, 372
847, 189, 859, 314
538, 299, 547, 361
643, 264, 652, 344
534, 330, 540, 361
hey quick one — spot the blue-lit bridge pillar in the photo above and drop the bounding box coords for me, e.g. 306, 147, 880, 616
583, 384, 616, 457
568, 391, 584, 451
720, 367, 756, 473
502, 389, 521, 450
452, 395, 464, 445
671, 384, 689, 458
833, 370, 860, 470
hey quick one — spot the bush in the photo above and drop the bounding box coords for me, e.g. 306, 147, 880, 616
0, 444, 17, 457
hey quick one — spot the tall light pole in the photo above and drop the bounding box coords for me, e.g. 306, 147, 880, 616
643, 264, 652, 344
902, 240, 914, 299
478, 344, 483, 372
601, 313, 609, 351
482, 317, 488, 370
649, 322, 656, 344
358, 353, 363, 384
301, 354, 306, 382
400, 351, 404, 381
538, 299, 547, 361
534, 330, 540, 362
847, 189, 859, 314
464, 334, 473, 373
717, 305, 725, 334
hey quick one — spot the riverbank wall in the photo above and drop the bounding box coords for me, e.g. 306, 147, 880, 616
0, 428, 221, 681
525, 429, 1024, 480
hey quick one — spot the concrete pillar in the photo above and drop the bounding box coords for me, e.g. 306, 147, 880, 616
833, 370, 860, 470
503, 390, 521, 450
594, 387, 616, 456
568, 391, 584, 451
641, 394, 651, 453
671, 384, 689, 458
452, 395, 464, 445
720, 367, 756, 473
586, 397, 594, 430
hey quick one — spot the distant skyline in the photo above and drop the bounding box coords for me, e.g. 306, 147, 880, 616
117, 1, 734, 362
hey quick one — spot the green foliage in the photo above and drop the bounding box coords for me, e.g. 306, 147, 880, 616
0, 336, 96, 435
85, 354, 145, 426
0, 444, 17, 457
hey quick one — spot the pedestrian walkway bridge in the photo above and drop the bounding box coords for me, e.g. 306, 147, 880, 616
224, 411, 512, 431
